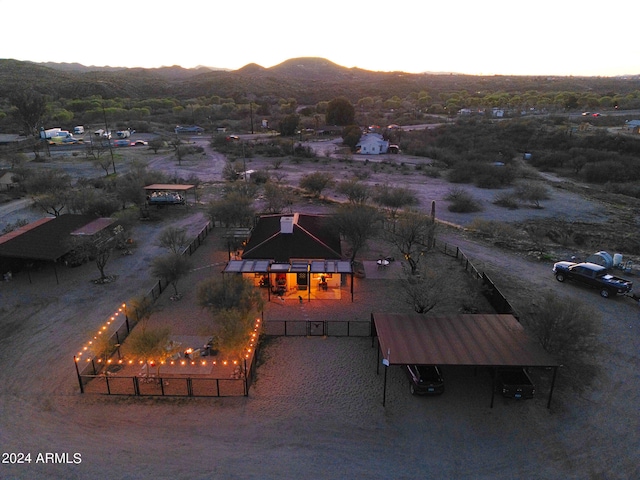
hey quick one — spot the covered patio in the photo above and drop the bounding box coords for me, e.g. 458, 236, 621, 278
223, 259, 354, 302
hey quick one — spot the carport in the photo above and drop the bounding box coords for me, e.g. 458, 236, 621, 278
0, 215, 113, 284
372, 313, 560, 408
144, 184, 196, 205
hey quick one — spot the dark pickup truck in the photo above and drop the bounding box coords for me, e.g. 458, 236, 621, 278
553, 261, 633, 298
495, 368, 535, 399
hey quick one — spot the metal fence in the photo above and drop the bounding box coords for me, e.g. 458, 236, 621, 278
263, 319, 372, 337
77, 347, 259, 398
75, 222, 232, 394
436, 240, 519, 318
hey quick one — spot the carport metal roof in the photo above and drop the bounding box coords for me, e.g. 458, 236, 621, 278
143, 184, 195, 191
0, 214, 101, 261
372, 313, 560, 408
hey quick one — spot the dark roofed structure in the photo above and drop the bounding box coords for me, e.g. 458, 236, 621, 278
242, 213, 341, 263
0, 214, 102, 262
372, 313, 560, 408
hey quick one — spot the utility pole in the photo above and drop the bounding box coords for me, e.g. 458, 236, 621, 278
102, 104, 115, 174
250, 101, 254, 134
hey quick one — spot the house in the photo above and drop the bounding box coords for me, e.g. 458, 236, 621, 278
223, 213, 353, 301
624, 120, 640, 133
0, 170, 18, 190
356, 133, 389, 155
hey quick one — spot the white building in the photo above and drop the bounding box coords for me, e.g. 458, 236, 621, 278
356, 133, 389, 155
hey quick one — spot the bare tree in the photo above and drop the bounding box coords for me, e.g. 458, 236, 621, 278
157, 227, 189, 254
400, 259, 459, 314
86, 142, 114, 177
9, 90, 47, 159
263, 181, 294, 213
151, 253, 192, 298
384, 210, 436, 275
330, 204, 381, 262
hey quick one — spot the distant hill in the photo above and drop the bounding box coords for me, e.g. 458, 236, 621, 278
1, 57, 639, 105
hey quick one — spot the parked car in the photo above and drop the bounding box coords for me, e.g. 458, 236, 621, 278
404, 365, 444, 395
175, 125, 204, 134
495, 368, 535, 399
147, 192, 185, 205
553, 261, 633, 298
131, 140, 148, 147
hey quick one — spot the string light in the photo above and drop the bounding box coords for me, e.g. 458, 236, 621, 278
76, 305, 265, 372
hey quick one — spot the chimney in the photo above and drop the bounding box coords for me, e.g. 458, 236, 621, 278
280, 216, 294, 234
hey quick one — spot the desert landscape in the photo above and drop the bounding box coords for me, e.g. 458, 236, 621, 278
0, 136, 639, 479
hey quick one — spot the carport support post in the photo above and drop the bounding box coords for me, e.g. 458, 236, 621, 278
490, 368, 497, 408
382, 363, 388, 407
547, 366, 559, 409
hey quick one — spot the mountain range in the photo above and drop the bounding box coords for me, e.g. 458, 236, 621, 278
1, 57, 639, 105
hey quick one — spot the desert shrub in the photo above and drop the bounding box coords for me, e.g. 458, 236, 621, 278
353, 168, 371, 180
582, 161, 621, 184
493, 191, 519, 209
255, 143, 287, 157
422, 166, 441, 178
250, 169, 270, 185
293, 144, 316, 158
447, 162, 476, 183
522, 292, 601, 390
445, 187, 482, 212
468, 219, 519, 239
515, 182, 550, 208
606, 182, 640, 199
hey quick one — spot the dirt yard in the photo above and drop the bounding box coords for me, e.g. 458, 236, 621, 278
0, 138, 638, 479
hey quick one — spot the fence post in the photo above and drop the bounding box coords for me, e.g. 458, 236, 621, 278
244, 358, 249, 397
133, 376, 140, 396
73, 356, 84, 394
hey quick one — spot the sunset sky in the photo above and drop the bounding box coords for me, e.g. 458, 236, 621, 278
1, 0, 638, 76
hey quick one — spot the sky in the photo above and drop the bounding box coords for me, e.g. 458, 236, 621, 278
1, 0, 638, 77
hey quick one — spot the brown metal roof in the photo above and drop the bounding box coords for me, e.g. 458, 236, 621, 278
0, 217, 54, 246
144, 184, 194, 191
373, 313, 559, 368
71, 217, 115, 236
0, 214, 99, 261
